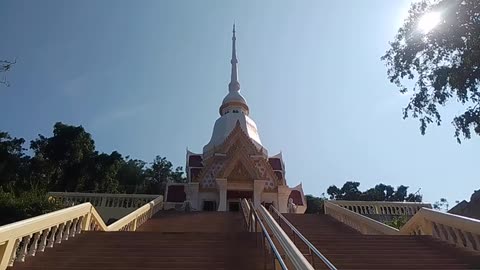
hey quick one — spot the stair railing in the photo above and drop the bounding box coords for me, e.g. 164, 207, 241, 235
270, 206, 337, 270
48, 192, 159, 208
257, 203, 315, 270
329, 200, 432, 216
400, 207, 480, 253
107, 195, 164, 231
324, 201, 400, 235
0, 195, 163, 270
0, 203, 107, 270
240, 199, 288, 270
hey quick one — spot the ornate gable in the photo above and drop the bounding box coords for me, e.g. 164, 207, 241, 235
217, 142, 262, 180
196, 122, 282, 191
220, 121, 264, 156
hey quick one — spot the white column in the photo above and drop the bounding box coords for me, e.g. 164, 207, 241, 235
253, 180, 267, 208
216, 179, 227, 211
187, 182, 199, 210
277, 186, 291, 213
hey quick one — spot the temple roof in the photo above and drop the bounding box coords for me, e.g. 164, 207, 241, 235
203, 25, 263, 154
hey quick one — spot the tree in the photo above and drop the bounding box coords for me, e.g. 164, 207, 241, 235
1, 59, 16, 87
0, 132, 28, 189
144, 156, 185, 195
116, 158, 147, 194
305, 194, 325, 214
433, 197, 449, 211
385, 215, 409, 229
0, 123, 185, 224
83, 151, 123, 193
327, 181, 422, 202
30, 122, 96, 191
382, 0, 480, 142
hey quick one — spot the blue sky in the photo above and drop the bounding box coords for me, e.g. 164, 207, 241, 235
1, 0, 478, 204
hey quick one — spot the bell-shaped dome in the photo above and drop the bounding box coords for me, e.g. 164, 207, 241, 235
222, 90, 247, 105
219, 90, 250, 115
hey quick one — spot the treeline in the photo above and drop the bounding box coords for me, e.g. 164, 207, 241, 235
305, 181, 422, 214
1, 122, 185, 195
0, 122, 185, 224
326, 181, 422, 202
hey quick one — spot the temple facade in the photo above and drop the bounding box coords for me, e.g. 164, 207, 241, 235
165, 25, 306, 213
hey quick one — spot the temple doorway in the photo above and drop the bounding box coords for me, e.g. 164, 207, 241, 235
227, 190, 253, 212
203, 201, 217, 211
228, 201, 240, 212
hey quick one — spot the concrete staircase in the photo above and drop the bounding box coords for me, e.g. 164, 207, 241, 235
282, 213, 480, 270
8, 212, 266, 270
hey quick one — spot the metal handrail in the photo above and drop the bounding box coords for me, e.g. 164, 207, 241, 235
240, 199, 288, 270
270, 206, 337, 270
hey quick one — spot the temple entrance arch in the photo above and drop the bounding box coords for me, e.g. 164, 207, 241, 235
227, 190, 252, 212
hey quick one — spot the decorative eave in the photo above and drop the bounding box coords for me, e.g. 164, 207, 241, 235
217, 144, 262, 180
197, 121, 282, 187
203, 120, 265, 159
219, 101, 250, 115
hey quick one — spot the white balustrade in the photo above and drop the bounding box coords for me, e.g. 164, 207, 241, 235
48, 192, 160, 222
328, 200, 432, 216
324, 201, 400, 235
400, 208, 480, 253
0, 203, 107, 269
48, 192, 158, 209
107, 196, 164, 231
325, 200, 480, 254
1, 194, 163, 270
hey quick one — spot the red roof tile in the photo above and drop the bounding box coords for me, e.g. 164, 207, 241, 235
289, 190, 304, 206
268, 158, 282, 170
188, 155, 203, 167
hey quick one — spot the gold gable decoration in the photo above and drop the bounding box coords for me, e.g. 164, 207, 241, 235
196, 120, 283, 189
227, 162, 252, 183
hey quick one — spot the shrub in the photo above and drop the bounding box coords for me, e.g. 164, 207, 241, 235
0, 190, 63, 225
385, 215, 408, 229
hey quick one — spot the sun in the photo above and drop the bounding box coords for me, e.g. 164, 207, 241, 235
418, 12, 441, 33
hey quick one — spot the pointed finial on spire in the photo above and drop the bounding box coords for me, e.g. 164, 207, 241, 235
229, 23, 240, 92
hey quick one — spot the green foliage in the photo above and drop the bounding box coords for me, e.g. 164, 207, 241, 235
1, 59, 16, 86
0, 122, 185, 194
30, 122, 96, 192
385, 215, 409, 229
0, 132, 28, 188
433, 197, 449, 211
0, 189, 63, 225
382, 0, 480, 142
327, 181, 422, 202
144, 156, 186, 195
116, 158, 147, 194
0, 122, 186, 223
305, 194, 325, 214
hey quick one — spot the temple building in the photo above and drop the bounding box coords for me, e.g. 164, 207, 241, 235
165, 25, 306, 213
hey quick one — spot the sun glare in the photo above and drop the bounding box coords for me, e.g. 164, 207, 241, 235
418, 12, 441, 33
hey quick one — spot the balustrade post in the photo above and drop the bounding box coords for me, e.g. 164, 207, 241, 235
70, 219, 78, 237
27, 232, 40, 257
63, 221, 72, 241
55, 224, 65, 244
421, 218, 433, 235
17, 235, 31, 262
82, 211, 92, 231
101, 196, 107, 207
47, 226, 58, 248
0, 238, 20, 268
132, 217, 138, 231
38, 230, 49, 252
